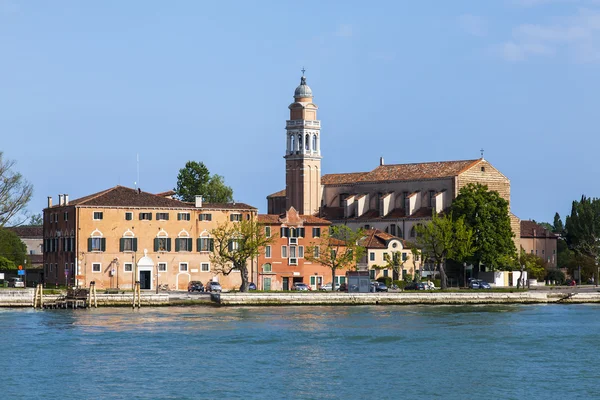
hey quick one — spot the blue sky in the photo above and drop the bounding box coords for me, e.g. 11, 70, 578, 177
1, 0, 598, 223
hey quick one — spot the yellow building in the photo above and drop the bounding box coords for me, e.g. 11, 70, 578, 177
358, 229, 419, 281
43, 186, 256, 290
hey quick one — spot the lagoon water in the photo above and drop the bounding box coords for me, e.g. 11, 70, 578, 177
1, 305, 599, 400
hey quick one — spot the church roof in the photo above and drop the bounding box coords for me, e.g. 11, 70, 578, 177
322, 159, 482, 185
267, 189, 286, 198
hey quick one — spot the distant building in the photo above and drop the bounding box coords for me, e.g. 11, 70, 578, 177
520, 220, 558, 268
43, 186, 256, 290
6, 225, 43, 285
267, 74, 520, 257
257, 208, 345, 290
358, 229, 419, 281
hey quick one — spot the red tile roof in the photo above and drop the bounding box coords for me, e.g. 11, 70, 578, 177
322, 159, 481, 185
520, 220, 558, 238
258, 209, 331, 226
6, 225, 43, 238
359, 228, 408, 249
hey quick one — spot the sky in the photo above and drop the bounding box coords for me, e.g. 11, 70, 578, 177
1, 0, 599, 223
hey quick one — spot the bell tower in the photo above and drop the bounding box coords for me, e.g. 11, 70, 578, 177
285, 71, 322, 215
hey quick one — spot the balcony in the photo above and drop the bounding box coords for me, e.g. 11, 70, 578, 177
286, 120, 321, 129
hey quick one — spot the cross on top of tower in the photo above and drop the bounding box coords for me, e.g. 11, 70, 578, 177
480, 148, 485, 158
301, 67, 306, 76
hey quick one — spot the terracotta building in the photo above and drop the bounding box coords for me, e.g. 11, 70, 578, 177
257, 208, 349, 290
267, 74, 520, 260
520, 220, 558, 268
43, 186, 256, 290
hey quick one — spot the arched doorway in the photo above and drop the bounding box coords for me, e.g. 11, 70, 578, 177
137, 249, 154, 290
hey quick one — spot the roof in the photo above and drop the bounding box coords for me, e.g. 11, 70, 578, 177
322, 159, 481, 185
258, 212, 331, 226
520, 220, 558, 238
360, 229, 407, 249
48, 186, 256, 210
267, 189, 286, 199
156, 190, 176, 198
6, 225, 43, 238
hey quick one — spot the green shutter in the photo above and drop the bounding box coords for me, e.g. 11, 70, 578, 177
187, 238, 192, 251
101, 238, 106, 252
177, 213, 181, 221
139, 213, 143, 220
149, 213, 153, 220
197, 238, 201, 252
166, 238, 172, 252
88, 238, 92, 252
119, 238, 125, 252
166, 213, 170, 220
175, 238, 180, 252
133, 238, 138, 252
209, 239, 214, 252
154, 238, 159, 252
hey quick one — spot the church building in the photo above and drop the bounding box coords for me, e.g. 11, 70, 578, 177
267, 73, 520, 245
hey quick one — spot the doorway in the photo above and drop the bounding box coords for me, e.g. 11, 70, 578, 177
309, 275, 322, 290
263, 277, 272, 291
140, 270, 152, 289
282, 277, 289, 291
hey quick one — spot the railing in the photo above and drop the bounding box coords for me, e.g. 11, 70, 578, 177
286, 120, 321, 128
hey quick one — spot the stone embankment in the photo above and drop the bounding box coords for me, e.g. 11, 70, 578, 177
214, 291, 600, 306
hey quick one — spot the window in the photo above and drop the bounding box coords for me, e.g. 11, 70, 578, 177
281, 245, 288, 258
120, 237, 137, 252
88, 237, 106, 252
54, 214, 58, 222
290, 246, 297, 258
228, 239, 241, 252
481, 166, 485, 172
177, 212, 191, 221
389, 224, 396, 236
542, 250, 545, 255
179, 263, 188, 272
124, 263, 133, 272
201, 263, 210, 272
230, 213, 242, 222
299, 246, 304, 258
93, 212, 103, 220
369, 269, 375, 279
158, 263, 167, 272
265, 245, 271, 258
156, 212, 169, 221
402, 252, 407, 261
125, 212, 133, 221
49, 263, 53, 272
383, 252, 388, 261
199, 213, 212, 221
64, 212, 68, 221
313, 247, 320, 258
263, 263, 272, 273
383, 270, 389, 278
198, 237, 214, 252
265, 226, 271, 237
92, 263, 101, 273
364, 224, 370, 230
429, 190, 435, 207
154, 237, 171, 252
312, 227, 321, 238
369, 252, 375, 261
139, 212, 152, 220
176, 238, 193, 252
410, 227, 416, 238
280, 227, 289, 238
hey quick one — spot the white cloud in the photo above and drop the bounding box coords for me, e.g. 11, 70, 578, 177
459, 14, 488, 37
334, 24, 353, 38
498, 7, 600, 62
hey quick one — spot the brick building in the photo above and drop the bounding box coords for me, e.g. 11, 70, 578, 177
520, 220, 558, 268
43, 186, 256, 290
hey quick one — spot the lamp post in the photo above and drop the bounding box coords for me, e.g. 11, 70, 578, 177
463, 262, 467, 288
596, 259, 598, 288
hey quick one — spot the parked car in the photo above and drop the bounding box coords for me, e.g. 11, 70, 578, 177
404, 282, 426, 290
469, 279, 492, 289
248, 282, 257, 291
292, 283, 310, 291
8, 277, 24, 288
206, 281, 222, 293
371, 281, 388, 292
187, 281, 204, 292
320, 282, 340, 291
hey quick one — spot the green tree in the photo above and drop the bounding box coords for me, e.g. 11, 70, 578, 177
519, 248, 547, 285
564, 196, 600, 261
28, 214, 43, 225
553, 212, 564, 235
174, 161, 233, 203
0, 256, 16, 270
0, 152, 33, 227
0, 228, 27, 268
415, 213, 476, 289
450, 183, 516, 270
209, 219, 274, 292
305, 225, 366, 289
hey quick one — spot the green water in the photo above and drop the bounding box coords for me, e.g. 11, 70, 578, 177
1, 305, 598, 399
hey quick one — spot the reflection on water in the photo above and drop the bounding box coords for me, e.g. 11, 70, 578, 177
1, 305, 600, 400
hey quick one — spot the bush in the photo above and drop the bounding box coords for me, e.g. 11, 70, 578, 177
393, 280, 405, 289
432, 279, 441, 288
546, 269, 566, 285
377, 277, 392, 287
403, 273, 413, 283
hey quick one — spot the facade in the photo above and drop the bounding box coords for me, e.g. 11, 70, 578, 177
358, 229, 419, 281
257, 208, 348, 290
267, 74, 521, 254
6, 225, 43, 285
520, 220, 558, 268
43, 186, 256, 290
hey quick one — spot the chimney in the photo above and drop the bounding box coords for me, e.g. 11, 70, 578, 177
137, 188, 141, 194
64, 194, 69, 206
47, 196, 53, 208
195, 195, 203, 208
58, 194, 64, 206
380, 156, 385, 166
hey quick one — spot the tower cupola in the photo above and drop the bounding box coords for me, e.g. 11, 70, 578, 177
294, 75, 313, 100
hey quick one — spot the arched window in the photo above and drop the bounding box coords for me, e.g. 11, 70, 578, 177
176, 230, 191, 252
410, 226, 416, 238
89, 229, 105, 252
290, 135, 295, 152
155, 229, 171, 252
312, 134, 317, 152
305, 134, 310, 151
263, 263, 272, 273
298, 134, 303, 152
120, 229, 137, 252
198, 230, 214, 252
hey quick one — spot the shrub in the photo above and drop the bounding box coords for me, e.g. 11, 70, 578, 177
546, 269, 566, 285
403, 273, 413, 283
393, 280, 404, 289
377, 277, 393, 287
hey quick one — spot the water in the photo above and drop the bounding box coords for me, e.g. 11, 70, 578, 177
1, 305, 599, 400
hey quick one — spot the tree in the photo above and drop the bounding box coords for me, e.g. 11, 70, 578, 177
0, 152, 33, 227
0, 256, 16, 270
305, 225, 365, 289
209, 219, 274, 292
174, 161, 233, 203
0, 228, 27, 268
28, 214, 43, 225
553, 212, 564, 235
415, 212, 476, 289
564, 196, 600, 261
381, 251, 406, 281
450, 183, 516, 270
